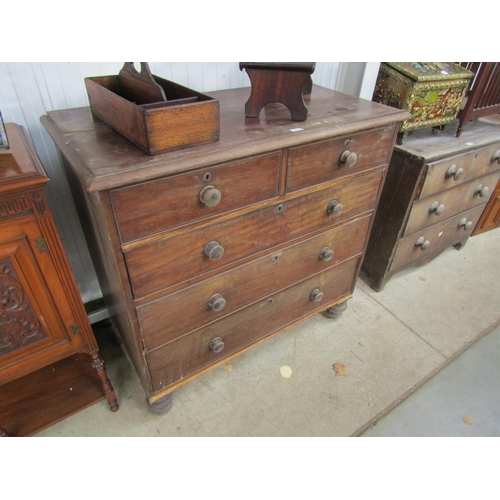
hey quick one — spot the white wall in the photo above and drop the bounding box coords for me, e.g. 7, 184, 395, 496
0, 61, 375, 306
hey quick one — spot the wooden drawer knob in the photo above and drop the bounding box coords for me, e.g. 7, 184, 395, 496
204, 241, 225, 260
474, 184, 489, 198
310, 288, 324, 302
208, 293, 226, 312
339, 150, 358, 168
209, 337, 225, 353
445, 164, 464, 181
429, 201, 445, 215
319, 247, 334, 261
327, 200, 344, 216
459, 218, 473, 230
491, 150, 500, 164
200, 185, 221, 207
415, 236, 430, 250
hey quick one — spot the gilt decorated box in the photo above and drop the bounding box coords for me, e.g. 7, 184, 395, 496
373, 62, 474, 143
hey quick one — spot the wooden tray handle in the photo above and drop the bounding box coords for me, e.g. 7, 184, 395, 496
118, 62, 167, 104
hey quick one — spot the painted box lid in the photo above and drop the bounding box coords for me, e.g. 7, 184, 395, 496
386, 62, 474, 82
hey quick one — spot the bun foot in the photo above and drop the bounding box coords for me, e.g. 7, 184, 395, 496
148, 392, 175, 415
323, 301, 348, 319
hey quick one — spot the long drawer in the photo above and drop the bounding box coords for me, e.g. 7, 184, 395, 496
403, 170, 500, 237
138, 214, 372, 350
147, 255, 360, 391
111, 152, 281, 243
125, 169, 384, 298
390, 205, 484, 272
419, 143, 500, 199
286, 125, 395, 192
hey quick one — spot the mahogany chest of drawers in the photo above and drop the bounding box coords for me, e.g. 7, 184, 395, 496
42, 86, 406, 413
0, 124, 118, 436
362, 120, 500, 292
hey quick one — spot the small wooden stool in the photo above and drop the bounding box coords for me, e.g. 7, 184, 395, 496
240, 62, 316, 121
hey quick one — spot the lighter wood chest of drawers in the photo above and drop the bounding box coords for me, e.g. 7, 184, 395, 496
362, 120, 500, 291
42, 86, 406, 413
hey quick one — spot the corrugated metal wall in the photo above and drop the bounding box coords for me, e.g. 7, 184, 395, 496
0, 61, 362, 304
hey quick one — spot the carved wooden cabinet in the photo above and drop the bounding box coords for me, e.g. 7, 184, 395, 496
362, 120, 500, 291
42, 86, 406, 413
0, 123, 118, 437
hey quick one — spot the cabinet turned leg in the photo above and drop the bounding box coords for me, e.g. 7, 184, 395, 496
323, 300, 348, 319
90, 353, 119, 412
0, 424, 10, 437
147, 392, 175, 415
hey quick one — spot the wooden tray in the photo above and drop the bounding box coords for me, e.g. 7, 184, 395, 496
85, 63, 220, 155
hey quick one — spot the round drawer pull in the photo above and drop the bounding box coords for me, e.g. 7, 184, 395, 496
319, 247, 334, 261
445, 164, 464, 181
339, 150, 358, 168
429, 201, 445, 216
208, 293, 226, 312
310, 288, 324, 302
327, 200, 344, 216
491, 150, 500, 164
474, 184, 489, 198
415, 236, 430, 250
209, 337, 225, 353
459, 218, 473, 230
204, 241, 225, 260
199, 185, 221, 207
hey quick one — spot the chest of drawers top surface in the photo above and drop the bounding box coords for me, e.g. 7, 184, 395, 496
394, 119, 500, 161
42, 86, 407, 192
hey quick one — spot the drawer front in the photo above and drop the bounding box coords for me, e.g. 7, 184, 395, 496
111, 152, 281, 244
404, 170, 500, 236
420, 143, 500, 199
126, 169, 384, 298
286, 125, 395, 192
138, 215, 372, 350
390, 205, 484, 271
147, 256, 360, 391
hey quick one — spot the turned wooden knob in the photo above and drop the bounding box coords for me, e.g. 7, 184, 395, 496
459, 218, 473, 230
474, 184, 489, 198
208, 293, 226, 312
204, 241, 225, 260
209, 337, 225, 353
199, 185, 221, 207
491, 150, 500, 164
339, 150, 358, 168
415, 236, 430, 250
319, 247, 334, 261
327, 200, 344, 216
429, 201, 445, 215
310, 288, 324, 302
445, 164, 464, 181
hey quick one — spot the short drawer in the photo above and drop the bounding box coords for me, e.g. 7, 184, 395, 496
125, 169, 384, 298
390, 205, 484, 271
138, 214, 372, 350
286, 125, 396, 192
419, 143, 500, 199
147, 255, 360, 391
404, 170, 500, 236
110, 152, 281, 244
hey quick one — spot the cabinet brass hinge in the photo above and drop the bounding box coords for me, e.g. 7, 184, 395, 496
35, 237, 49, 253
70, 323, 81, 334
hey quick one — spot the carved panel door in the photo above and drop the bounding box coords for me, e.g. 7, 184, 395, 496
0, 216, 81, 383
